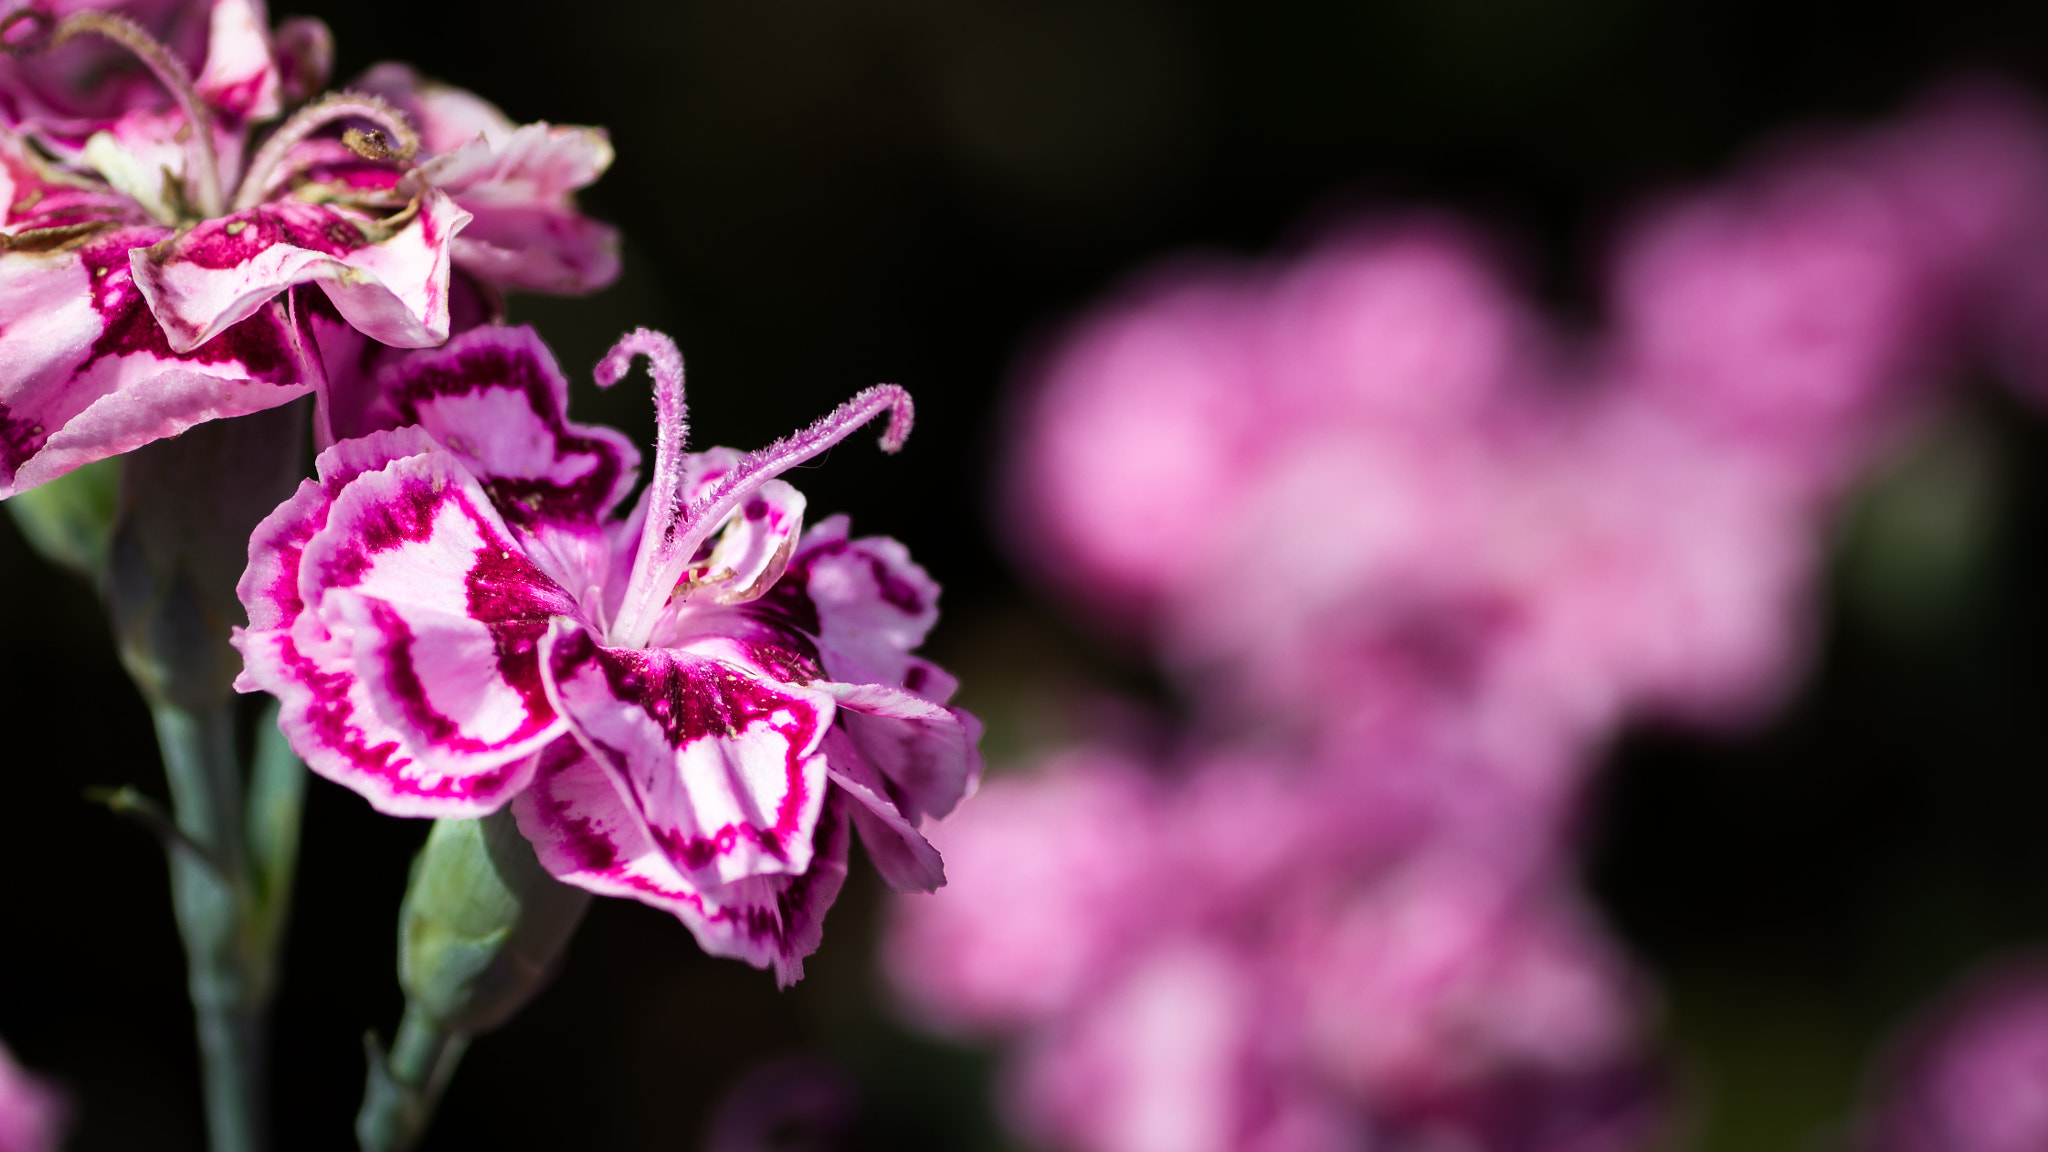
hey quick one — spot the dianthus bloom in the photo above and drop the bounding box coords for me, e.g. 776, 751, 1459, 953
0, 0, 616, 497
233, 325, 979, 981
1853, 958, 2048, 1152
0, 1039, 63, 1152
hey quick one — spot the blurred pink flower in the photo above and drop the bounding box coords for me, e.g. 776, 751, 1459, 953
0, 0, 617, 498
932, 82, 2048, 1152
0, 1040, 64, 1152
1855, 959, 2048, 1152
1006, 87, 2048, 757
886, 744, 1658, 1152
234, 327, 979, 982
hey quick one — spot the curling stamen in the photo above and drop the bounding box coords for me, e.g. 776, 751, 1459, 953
609, 377, 914, 650
232, 90, 420, 210
11, 10, 229, 218
600, 329, 693, 648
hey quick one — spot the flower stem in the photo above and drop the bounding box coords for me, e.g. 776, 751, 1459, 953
97, 404, 311, 1152
154, 703, 267, 1152
357, 1005, 468, 1152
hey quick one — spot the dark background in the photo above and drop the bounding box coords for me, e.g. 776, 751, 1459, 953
9, 0, 2048, 1148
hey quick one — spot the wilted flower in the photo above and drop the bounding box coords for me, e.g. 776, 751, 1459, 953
0, 1039, 64, 1152
234, 326, 979, 981
0, 0, 616, 498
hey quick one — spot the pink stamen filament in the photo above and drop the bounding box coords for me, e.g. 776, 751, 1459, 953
609, 378, 914, 650
23, 10, 228, 218
598, 329, 691, 649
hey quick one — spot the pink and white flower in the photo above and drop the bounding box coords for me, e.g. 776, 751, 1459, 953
233, 325, 979, 981
0, 0, 617, 498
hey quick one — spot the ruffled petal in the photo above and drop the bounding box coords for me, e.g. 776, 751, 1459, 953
417, 122, 614, 203
0, 127, 151, 233
511, 739, 853, 985
194, 0, 283, 123
450, 205, 619, 295
351, 61, 516, 155
820, 680, 983, 824
327, 588, 564, 782
822, 726, 945, 893
540, 620, 836, 889
0, 225, 315, 498
236, 608, 546, 817
787, 515, 943, 688
308, 265, 499, 444
295, 449, 576, 781
365, 324, 639, 596
413, 122, 618, 294
235, 427, 567, 815
131, 189, 471, 352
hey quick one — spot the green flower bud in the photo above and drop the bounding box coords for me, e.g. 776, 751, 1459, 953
399, 809, 592, 1034
359, 809, 591, 1152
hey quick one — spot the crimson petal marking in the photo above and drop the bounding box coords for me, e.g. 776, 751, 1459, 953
0, 227, 314, 498
234, 425, 437, 640
238, 596, 543, 817
511, 740, 852, 985
819, 681, 983, 824
822, 727, 944, 893
330, 589, 568, 778
540, 620, 835, 889
0, 130, 148, 232
370, 324, 640, 604
131, 189, 472, 353
372, 325, 640, 527
294, 450, 576, 780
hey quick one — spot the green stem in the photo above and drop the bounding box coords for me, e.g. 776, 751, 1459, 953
357, 1006, 470, 1152
85, 402, 310, 1152
154, 703, 268, 1152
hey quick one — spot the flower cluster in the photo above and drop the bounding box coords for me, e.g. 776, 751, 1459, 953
233, 325, 980, 981
0, 0, 980, 1143
0, 0, 617, 497
886, 86, 2048, 1151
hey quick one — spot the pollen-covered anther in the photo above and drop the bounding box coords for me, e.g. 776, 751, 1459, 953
231, 89, 422, 210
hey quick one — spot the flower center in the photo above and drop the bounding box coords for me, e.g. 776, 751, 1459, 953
592, 328, 916, 651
